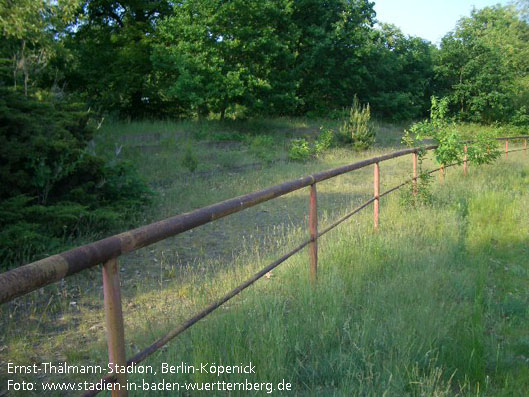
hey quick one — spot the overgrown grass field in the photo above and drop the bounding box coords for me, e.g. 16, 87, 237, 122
1, 119, 528, 395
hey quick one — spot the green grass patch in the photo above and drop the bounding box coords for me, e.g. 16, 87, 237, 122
1, 120, 528, 395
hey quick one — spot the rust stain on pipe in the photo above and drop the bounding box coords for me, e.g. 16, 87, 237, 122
496, 136, 527, 141
82, 238, 313, 397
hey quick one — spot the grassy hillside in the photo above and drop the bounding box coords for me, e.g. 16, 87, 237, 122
125, 152, 529, 396
1, 119, 528, 395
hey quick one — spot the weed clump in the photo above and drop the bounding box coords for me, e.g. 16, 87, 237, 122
314, 127, 334, 155
288, 127, 334, 162
399, 167, 434, 208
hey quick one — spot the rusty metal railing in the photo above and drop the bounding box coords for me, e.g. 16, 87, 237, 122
0, 136, 527, 396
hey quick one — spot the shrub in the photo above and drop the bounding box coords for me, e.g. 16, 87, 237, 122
337, 95, 375, 150
403, 96, 501, 170
0, 89, 152, 269
511, 106, 529, 135
314, 127, 334, 156
512, 107, 529, 127
288, 139, 312, 161
466, 131, 501, 165
288, 128, 334, 162
399, 152, 434, 209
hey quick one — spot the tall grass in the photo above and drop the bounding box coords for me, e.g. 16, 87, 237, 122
1, 119, 527, 395
121, 158, 528, 396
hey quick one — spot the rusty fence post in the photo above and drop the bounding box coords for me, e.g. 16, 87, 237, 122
464, 145, 467, 175
412, 152, 418, 196
374, 162, 379, 229
439, 164, 444, 183
505, 140, 508, 159
524, 139, 527, 156
309, 184, 318, 284
103, 258, 128, 396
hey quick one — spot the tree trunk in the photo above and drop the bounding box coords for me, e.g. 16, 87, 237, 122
459, 68, 464, 114
24, 70, 28, 97
130, 91, 144, 119
12, 55, 17, 90
220, 98, 228, 121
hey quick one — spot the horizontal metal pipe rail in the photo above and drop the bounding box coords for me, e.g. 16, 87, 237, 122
2, 136, 526, 304
0, 135, 527, 397
83, 146, 524, 396
0, 146, 438, 304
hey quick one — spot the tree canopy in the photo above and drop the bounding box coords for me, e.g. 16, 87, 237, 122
0, 1, 528, 122
435, 5, 529, 123
2, 0, 529, 267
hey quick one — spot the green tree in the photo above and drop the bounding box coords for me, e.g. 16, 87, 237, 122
362, 24, 435, 120
152, 0, 298, 119
0, 0, 80, 95
0, 88, 152, 267
66, 0, 172, 118
435, 5, 529, 123
291, 0, 375, 113
0, 2, 152, 267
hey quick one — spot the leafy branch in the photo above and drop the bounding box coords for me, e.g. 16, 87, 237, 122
401, 96, 501, 206
403, 96, 500, 168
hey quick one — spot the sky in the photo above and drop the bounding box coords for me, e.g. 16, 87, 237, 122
373, 0, 512, 44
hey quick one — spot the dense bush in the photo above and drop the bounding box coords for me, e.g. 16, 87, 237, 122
0, 89, 152, 268
288, 138, 312, 162
510, 106, 529, 135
